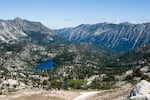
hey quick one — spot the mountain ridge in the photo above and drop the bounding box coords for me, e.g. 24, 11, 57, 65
0, 17, 55, 43
55, 22, 150, 51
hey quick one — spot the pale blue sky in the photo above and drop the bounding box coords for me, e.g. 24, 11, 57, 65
0, 0, 149, 29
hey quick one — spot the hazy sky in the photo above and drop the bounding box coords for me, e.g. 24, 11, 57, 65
0, 0, 149, 29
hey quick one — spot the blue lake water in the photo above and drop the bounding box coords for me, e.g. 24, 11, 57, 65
34, 60, 53, 71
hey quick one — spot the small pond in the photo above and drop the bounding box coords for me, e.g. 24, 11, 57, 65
33, 60, 53, 72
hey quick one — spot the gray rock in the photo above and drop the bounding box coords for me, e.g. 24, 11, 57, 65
127, 80, 150, 100
55, 23, 150, 51
0, 17, 54, 43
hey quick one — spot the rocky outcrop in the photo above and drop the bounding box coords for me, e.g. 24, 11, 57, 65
0, 79, 25, 94
127, 80, 150, 100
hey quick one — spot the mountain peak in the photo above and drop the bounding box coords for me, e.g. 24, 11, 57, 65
14, 17, 23, 21
0, 18, 55, 43
55, 22, 150, 51
120, 22, 131, 25
13, 17, 24, 25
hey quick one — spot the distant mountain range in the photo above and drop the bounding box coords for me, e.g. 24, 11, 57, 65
0, 18, 150, 52
0, 18, 150, 93
0, 18, 112, 77
0, 17, 62, 45
55, 22, 150, 51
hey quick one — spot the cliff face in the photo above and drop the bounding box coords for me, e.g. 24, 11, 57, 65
0, 18, 54, 43
55, 23, 150, 51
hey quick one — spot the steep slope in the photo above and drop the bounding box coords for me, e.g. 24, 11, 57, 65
0, 17, 63, 44
55, 23, 150, 51
119, 44, 150, 69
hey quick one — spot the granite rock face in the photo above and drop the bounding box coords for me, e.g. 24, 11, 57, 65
127, 80, 150, 100
0, 17, 54, 43
55, 23, 150, 51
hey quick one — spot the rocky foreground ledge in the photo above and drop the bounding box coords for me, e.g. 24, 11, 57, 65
127, 80, 150, 100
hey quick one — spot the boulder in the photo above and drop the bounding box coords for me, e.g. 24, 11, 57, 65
127, 80, 150, 100
0, 79, 25, 90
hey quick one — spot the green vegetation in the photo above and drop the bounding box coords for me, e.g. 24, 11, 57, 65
0, 37, 149, 91
90, 76, 116, 90
62, 79, 85, 89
